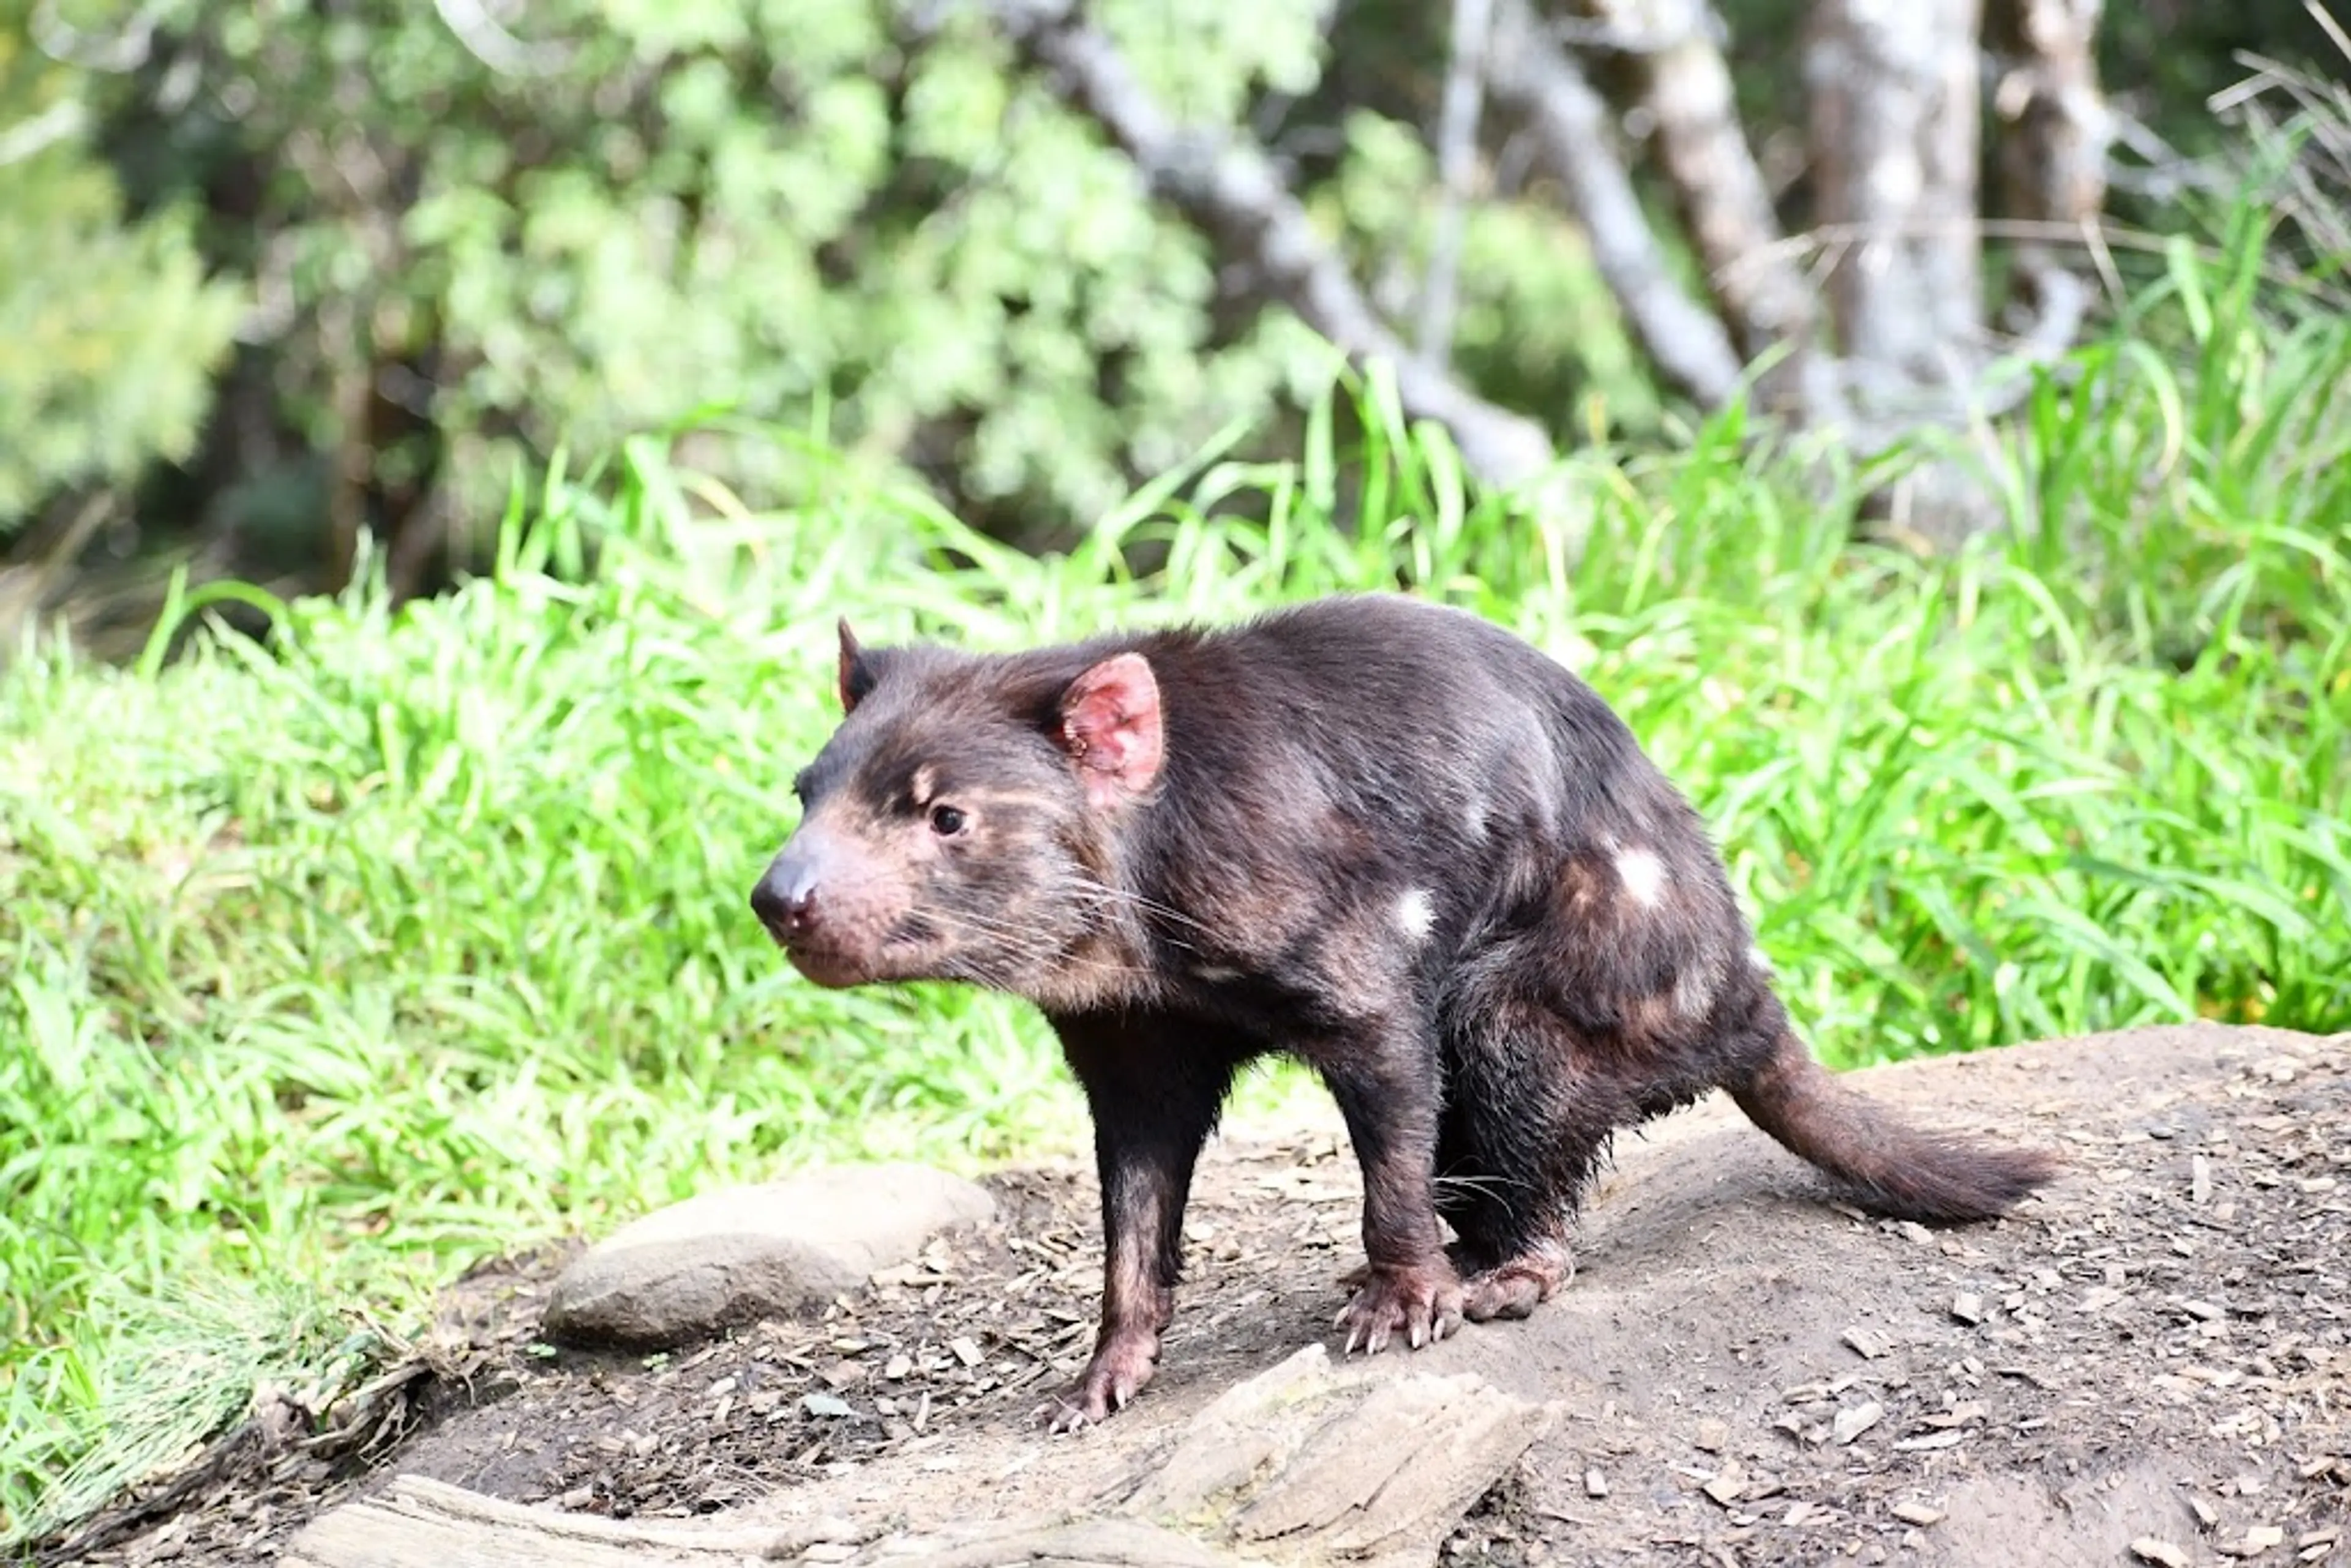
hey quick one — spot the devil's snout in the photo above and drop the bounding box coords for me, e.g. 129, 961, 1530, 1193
750, 841, 824, 937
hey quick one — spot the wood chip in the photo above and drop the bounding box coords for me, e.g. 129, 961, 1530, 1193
1891, 1501, 1945, 1527
2192, 1154, 2214, 1204
1951, 1292, 1987, 1325
1842, 1326, 1893, 1360
2132, 1540, 2191, 1568
2191, 1496, 2220, 1528
1832, 1401, 1883, 1445
1892, 1430, 1967, 1452
1584, 1467, 1609, 1499
947, 1336, 984, 1367
1701, 1461, 1747, 1507
1693, 1417, 1728, 1454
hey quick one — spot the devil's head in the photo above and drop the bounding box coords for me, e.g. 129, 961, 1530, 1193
749, 621, 1166, 1000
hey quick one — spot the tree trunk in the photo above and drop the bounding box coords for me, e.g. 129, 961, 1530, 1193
1987, 0, 2109, 351
1805, 0, 1986, 394
1988, 0, 2109, 233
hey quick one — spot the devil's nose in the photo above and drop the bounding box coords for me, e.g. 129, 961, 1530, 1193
750, 850, 821, 931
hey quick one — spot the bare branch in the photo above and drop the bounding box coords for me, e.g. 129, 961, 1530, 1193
28, 0, 163, 73
430, 0, 575, 77
1415, 0, 1496, 369
0, 99, 88, 167
969, 0, 1558, 489
2102, 107, 2229, 203
1481, 0, 1744, 410
1571, 0, 1818, 367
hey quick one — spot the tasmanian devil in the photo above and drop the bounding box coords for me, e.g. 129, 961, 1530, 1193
748, 593, 2059, 1430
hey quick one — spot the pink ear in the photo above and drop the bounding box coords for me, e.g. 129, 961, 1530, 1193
1059, 653, 1164, 808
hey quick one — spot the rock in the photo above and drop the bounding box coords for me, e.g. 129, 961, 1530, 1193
1832, 1401, 1884, 1445
543, 1163, 994, 1348
2132, 1540, 2191, 1568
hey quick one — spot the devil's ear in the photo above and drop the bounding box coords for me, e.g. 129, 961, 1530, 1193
1057, 652, 1164, 810
837, 620, 882, 713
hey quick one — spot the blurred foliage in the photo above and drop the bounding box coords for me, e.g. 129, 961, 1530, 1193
0, 5, 242, 524
2, 0, 2342, 573
23, 0, 1651, 570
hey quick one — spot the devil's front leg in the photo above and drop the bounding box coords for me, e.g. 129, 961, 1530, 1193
1045, 1012, 1240, 1432
1310, 1012, 1464, 1355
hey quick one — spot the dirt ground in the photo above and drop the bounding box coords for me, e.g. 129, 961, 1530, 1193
53, 1022, 2351, 1567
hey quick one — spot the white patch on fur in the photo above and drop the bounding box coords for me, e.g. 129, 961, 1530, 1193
1674, 958, 1717, 1020
1614, 847, 1667, 908
1396, 889, 1437, 943
1193, 964, 1242, 983
1749, 943, 1772, 971
1461, 799, 1488, 841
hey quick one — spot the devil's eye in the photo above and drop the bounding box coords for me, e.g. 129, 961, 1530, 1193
929, 803, 968, 836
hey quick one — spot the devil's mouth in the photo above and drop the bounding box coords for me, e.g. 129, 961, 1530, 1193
782, 942, 874, 989
763, 910, 949, 990
752, 914, 868, 986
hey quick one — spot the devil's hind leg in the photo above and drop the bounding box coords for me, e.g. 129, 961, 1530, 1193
1437, 986, 1631, 1321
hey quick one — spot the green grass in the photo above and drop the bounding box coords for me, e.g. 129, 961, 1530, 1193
5, 216, 2350, 1551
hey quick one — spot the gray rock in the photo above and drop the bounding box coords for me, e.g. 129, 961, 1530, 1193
542, 1161, 994, 1349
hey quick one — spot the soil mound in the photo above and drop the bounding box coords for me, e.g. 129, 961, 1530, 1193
62, 1023, 2351, 1567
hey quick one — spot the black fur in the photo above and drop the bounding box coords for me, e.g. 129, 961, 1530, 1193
749, 593, 2060, 1428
